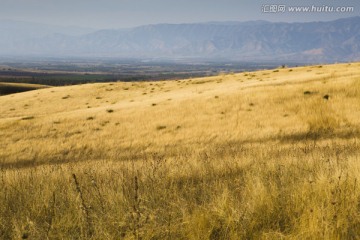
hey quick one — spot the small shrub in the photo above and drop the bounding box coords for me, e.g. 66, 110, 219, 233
21, 116, 35, 120
100, 121, 110, 126
106, 109, 114, 113
156, 125, 166, 130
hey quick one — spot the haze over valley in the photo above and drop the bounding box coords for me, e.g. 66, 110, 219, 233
1, 17, 360, 63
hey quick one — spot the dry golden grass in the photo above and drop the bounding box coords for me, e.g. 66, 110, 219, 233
1, 62, 360, 239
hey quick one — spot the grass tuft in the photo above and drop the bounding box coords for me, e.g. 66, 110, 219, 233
303, 98, 340, 137
21, 116, 35, 120
156, 125, 167, 130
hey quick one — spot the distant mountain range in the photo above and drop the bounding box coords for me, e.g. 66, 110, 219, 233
0, 17, 360, 62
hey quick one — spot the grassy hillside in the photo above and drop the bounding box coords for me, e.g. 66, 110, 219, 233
0, 82, 49, 96
1, 62, 360, 239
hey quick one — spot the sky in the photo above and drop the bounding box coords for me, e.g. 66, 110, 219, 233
0, 0, 359, 29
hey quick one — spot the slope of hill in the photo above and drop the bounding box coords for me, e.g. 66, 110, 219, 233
0, 82, 50, 96
1, 17, 360, 62
1, 63, 360, 238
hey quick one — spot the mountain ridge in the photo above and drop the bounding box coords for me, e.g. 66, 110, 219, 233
1, 17, 360, 62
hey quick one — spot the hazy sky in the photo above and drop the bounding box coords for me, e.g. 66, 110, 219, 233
1, 0, 359, 29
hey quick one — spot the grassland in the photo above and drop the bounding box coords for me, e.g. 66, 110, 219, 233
1, 62, 360, 239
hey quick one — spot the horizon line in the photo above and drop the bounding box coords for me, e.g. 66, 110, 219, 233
0, 15, 359, 30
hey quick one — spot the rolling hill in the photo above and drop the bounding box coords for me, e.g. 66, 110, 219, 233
1, 62, 360, 238
0, 82, 50, 96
